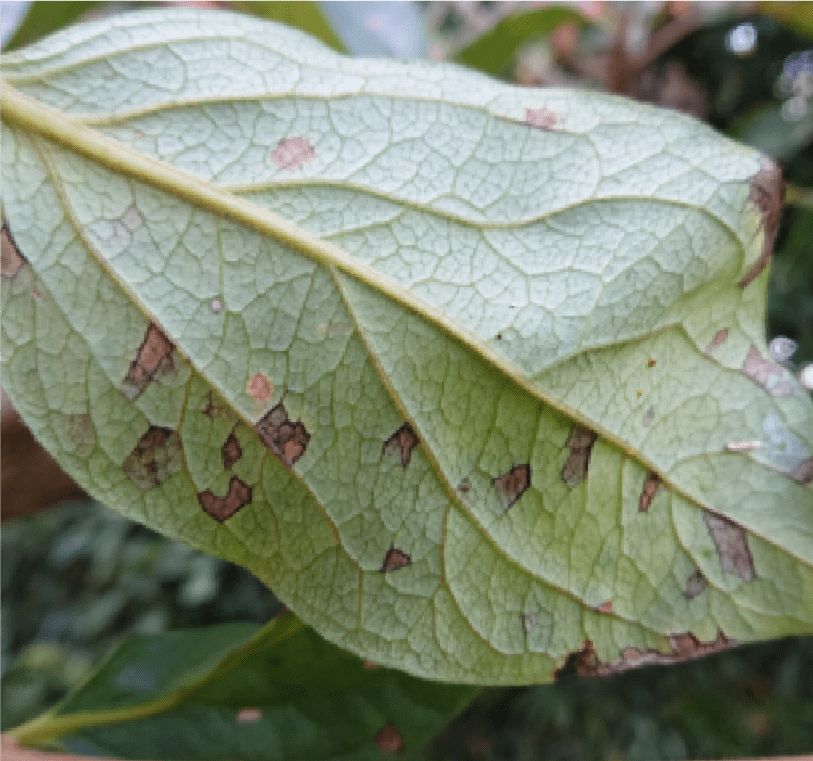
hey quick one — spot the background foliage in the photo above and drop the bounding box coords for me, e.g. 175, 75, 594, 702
2, 1, 812, 759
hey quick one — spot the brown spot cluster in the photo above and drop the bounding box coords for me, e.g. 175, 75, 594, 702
122, 323, 174, 400
1, 225, 27, 278
492, 464, 531, 511
525, 107, 561, 129
382, 423, 419, 468
198, 475, 253, 522
638, 472, 661, 513
122, 427, 182, 490
271, 137, 316, 171
256, 403, 310, 466
739, 158, 785, 289
741, 344, 795, 396
703, 511, 755, 582
380, 544, 411, 573
704, 328, 729, 355
561, 425, 597, 487
573, 631, 734, 677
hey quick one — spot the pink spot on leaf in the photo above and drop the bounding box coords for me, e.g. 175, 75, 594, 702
271, 137, 316, 170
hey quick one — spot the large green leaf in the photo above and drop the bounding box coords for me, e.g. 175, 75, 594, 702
10, 614, 476, 757
2, 9, 811, 685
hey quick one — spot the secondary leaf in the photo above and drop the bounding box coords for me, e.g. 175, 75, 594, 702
2, 9, 812, 685
10, 614, 476, 757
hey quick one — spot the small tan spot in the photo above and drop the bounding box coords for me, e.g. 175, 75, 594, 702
271, 137, 316, 170
122, 323, 174, 400
525, 107, 561, 129
636, 389, 643, 398
739, 157, 785, 289
198, 475, 253, 522
742, 344, 792, 396
382, 423, 419, 468
683, 569, 708, 600
705, 328, 729, 355
123, 427, 182, 490
638, 472, 660, 513
597, 601, 613, 614
789, 457, 813, 485
646, 357, 656, 368
703, 511, 755, 582
31, 288, 42, 299
247, 373, 273, 403
1, 225, 27, 278
236, 708, 262, 723
210, 299, 223, 314
492, 464, 531, 511
380, 544, 411, 573
221, 431, 243, 470
561, 425, 597, 487
256, 403, 310, 466
374, 725, 404, 753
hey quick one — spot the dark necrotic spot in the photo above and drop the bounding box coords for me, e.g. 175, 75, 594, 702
382, 423, 419, 468
683, 569, 708, 600
638, 472, 661, 513
561, 425, 597, 487
492, 464, 530, 511
221, 431, 243, 470
123, 426, 182, 490
703, 511, 755, 582
122, 323, 174, 400
1, 225, 27, 278
380, 544, 411, 573
198, 476, 253, 522
256, 403, 310, 465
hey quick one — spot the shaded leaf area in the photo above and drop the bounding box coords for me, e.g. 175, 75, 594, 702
2, 10, 812, 685
3, 1, 97, 52
14, 615, 476, 761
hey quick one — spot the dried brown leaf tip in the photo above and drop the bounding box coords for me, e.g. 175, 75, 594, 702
739, 157, 785, 289
374, 725, 404, 753
704, 328, 729, 355
221, 431, 243, 470
256, 403, 311, 466
380, 544, 411, 573
741, 344, 795, 396
198, 475, 253, 522
1, 225, 27, 278
789, 457, 813, 485
525, 107, 561, 129
271, 137, 316, 170
492, 464, 531, 511
122, 323, 174, 400
561, 425, 597, 487
382, 423, 419, 468
683, 569, 708, 600
703, 511, 755, 582
638, 472, 661, 513
123, 427, 182, 490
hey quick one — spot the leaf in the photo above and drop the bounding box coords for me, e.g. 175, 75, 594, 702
10, 614, 477, 757
2, 8, 812, 685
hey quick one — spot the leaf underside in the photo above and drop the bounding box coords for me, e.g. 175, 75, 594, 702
2, 9, 812, 685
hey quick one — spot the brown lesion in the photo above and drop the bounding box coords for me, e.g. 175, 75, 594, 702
683, 568, 708, 600
122, 426, 182, 490
382, 423, 419, 468
704, 328, 729, 355
380, 544, 412, 572
703, 511, 755, 582
198, 475, 253, 522
492, 464, 531, 511
221, 431, 243, 470
1, 224, 27, 279
739, 157, 785, 289
741, 344, 795, 396
121, 323, 175, 401
789, 457, 813, 485
561, 425, 597, 487
638, 471, 661, 513
256, 402, 310, 466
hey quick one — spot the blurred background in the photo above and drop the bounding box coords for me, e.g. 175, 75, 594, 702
2, 2, 812, 759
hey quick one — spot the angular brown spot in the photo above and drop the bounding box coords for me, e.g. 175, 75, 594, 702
221, 431, 243, 470
638, 472, 661, 513
492, 464, 531, 511
683, 569, 708, 600
561, 425, 597, 487
646, 357, 657, 368
525, 107, 561, 129
1, 225, 27, 278
382, 423, 419, 468
789, 457, 813, 485
457, 477, 471, 494
703, 511, 755, 582
122, 323, 174, 400
198, 475, 253, 522
256, 403, 310, 466
597, 601, 613, 614
236, 708, 262, 723
705, 328, 729, 355
380, 544, 411, 573
739, 158, 785, 289
247, 372, 273, 403
271, 137, 316, 170
374, 725, 404, 753
123, 427, 182, 490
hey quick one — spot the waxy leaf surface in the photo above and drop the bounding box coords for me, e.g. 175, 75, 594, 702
2, 9, 812, 684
